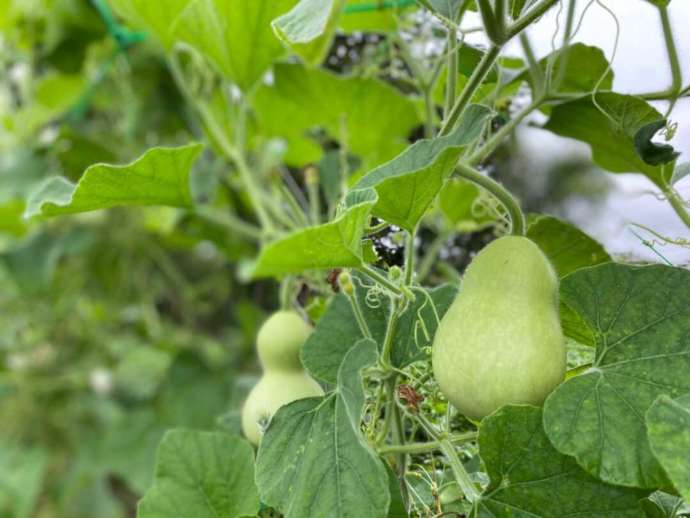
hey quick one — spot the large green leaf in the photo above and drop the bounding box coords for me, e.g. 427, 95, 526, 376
527, 214, 610, 278
302, 281, 456, 383
24, 144, 203, 218
256, 339, 390, 518
138, 429, 260, 518
516, 43, 613, 94
527, 215, 611, 347
253, 63, 420, 169
272, 0, 347, 66
474, 405, 647, 517
251, 189, 377, 278
173, 0, 295, 91
543, 93, 677, 187
543, 263, 690, 489
110, 0, 190, 49
646, 394, 690, 501
354, 104, 492, 231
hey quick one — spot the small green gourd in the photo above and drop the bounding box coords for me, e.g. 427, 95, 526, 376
432, 236, 565, 420
241, 310, 324, 445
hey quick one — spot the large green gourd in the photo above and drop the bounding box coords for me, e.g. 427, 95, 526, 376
432, 236, 565, 420
241, 311, 324, 445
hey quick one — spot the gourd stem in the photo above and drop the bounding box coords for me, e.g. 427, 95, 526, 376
455, 162, 526, 236
414, 412, 481, 503
404, 228, 416, 287
439, 45, 501, 136
345, 290, 373, 339
665, 188, 690, 231
377, 431, 477, 454
387, 376, 409, 506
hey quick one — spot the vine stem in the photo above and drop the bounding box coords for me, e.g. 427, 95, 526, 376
666, 188, 690, 231
404, 228, 416, 287
439, 45, 501, 136
166, 55, 274, 235
377, 431, 477, 455
504, 0, 559, 41
455, 162, 526, 235
468, 97, 544, 165
413, 410, 481, 503
659, 6, 682, 96
346, 290, 373, 339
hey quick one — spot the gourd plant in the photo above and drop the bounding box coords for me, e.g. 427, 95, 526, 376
23, 0, 690, 516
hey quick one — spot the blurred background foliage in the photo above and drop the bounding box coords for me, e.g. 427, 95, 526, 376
0, 0, 621, 516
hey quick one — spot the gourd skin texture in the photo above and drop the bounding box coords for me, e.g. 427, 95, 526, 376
432, 236, 565, 420
241, 311, 324, 445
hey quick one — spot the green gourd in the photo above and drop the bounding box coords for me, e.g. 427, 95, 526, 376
241, 310, 324, 445
432, 236, 565, 420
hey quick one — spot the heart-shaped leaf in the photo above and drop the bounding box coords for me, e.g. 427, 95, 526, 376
354, 104, 492, 231
256, 339, 390, 518
544, 263, 690, 489
474, 405, 647, 517
250, 188, 378, 278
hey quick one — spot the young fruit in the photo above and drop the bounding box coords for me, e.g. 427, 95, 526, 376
241, 310, 324, 445
432, 236, 565, 420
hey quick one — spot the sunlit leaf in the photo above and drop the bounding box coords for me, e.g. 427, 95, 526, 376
253, 63, 420, 169
250, 189, 378, 278
354, 104, 492, 231
25, 144, 203, 218
174, 0, 295, 90
543, 263, 690, 488
272, 0, 347, 66
110, 0, 190, 49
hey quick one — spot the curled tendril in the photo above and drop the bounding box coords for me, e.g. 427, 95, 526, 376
631, 223, 690, 249
470, 189, 510, 235
663, 121, 678, 141
409, 286, 445, 352
353, 275, 384, 309
591, 0, 621, 126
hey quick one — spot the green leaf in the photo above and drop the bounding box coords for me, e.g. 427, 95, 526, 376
527, 214, 610, 278
256, 339, 390, 518
302, 281, 456, 383
25, 144, 203, 218
173, 0, 295, 91
0, 199, 28, 237
542, 93, 676, 187
138, 429, 260, 518
633, 120, 680, 166
110, 0, 190, 49
523, 215, 600, 356
251, 189, 378, 278
253, 63, 421, 169
543, 263, 690, 489
515, 44, 613, 94
354, 104, 492, 231
640, 491, 687, 518
474, 405, 647, 517
339, 0, 411, 32
272, 0, 347, 66
646, 394, 690, 501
